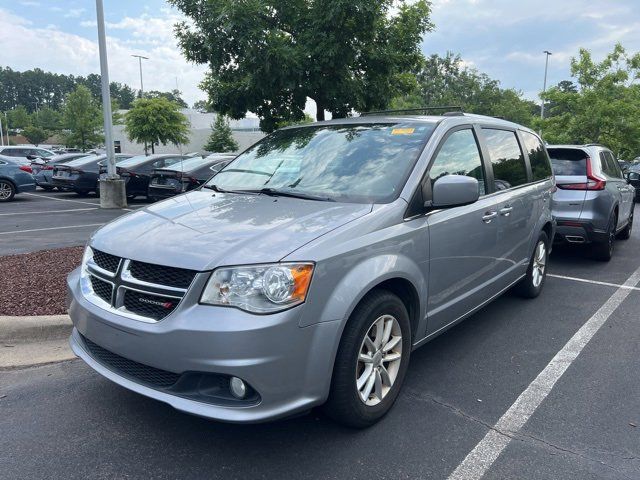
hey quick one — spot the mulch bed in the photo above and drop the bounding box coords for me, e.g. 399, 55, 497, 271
0, 246, 84, 316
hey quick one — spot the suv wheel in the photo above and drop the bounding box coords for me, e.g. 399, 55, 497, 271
617, 205, 633, 240
0, 180, 15, 202
593, 213, 617, 261
514, 231, 548, 298
324, 290, 411, 428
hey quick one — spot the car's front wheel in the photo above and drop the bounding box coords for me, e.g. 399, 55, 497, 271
324, 290, 411, 428
514, 231, 549, 298
0, 180, 16, 202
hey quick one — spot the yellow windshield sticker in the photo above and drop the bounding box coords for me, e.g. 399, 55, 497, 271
391, 128, 415, 135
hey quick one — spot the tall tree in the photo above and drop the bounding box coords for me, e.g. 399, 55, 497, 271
144, 90, 188, 108
22, 125, 48, 146
538, 44, 640, 159
6, 106, 31, 130
33, 107, 62, 131
203, 115, 239, 152
62, 85, 103, 151
124, 97, 190, 153
169, 0, 433, 131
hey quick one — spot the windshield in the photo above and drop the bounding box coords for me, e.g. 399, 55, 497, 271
117, 155, 183, 169
65, 155, 103, 167
205, 123, 436, 203
162, 156, 210, 172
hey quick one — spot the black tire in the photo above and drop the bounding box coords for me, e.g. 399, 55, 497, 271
514, 231, 549, 298
0, 180, 16, 202
324, 290, 411, 428
617, 205, 633, 240
126, 194, 136, 201
76, 190, 90, 197
593, 213, 617, 261
40, 186, 54, 192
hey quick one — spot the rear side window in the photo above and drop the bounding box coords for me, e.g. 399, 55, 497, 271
602, 151, 622, 179
548, 148, 587, 176
427, 128, 486, 195
483, 129, 528, 189
521, 132, 552, 181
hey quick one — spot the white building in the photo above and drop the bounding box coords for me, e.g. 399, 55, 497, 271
113, 109, 265, 155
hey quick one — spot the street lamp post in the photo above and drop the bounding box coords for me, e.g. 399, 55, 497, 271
541, 50, 552, 119
131, 54, 148, 96
96, 0, 126, 208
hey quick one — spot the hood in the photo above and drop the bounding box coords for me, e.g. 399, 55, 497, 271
91, 190, 372, 271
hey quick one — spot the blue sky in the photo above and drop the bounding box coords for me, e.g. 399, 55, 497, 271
1, 0, 639, 111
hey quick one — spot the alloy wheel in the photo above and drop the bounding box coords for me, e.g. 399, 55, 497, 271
0, 182, 13, 200
356, 314, 403, 406
532, 240, 546, 288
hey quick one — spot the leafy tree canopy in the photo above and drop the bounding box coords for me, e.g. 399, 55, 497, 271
33, 107, 62, 131
6, 105, 31, 129
63, 85, 103, 151
22, 125, 48, 146
169, 0, 433, 132
204, 114, 239, 152
537, 44, 640, 159
144, 89, 189, 108
124, 97, 190, 153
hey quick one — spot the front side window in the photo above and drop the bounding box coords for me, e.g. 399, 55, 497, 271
521, 131, 552, 181
35, 149, 54, 158
207, 122, 437, 203
483, 129, 528, 189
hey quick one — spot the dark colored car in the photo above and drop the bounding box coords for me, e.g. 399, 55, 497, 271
32, 153, 91, 190
99, 154, 189, 199
625, 166, 640, 201
0, 156, 36, 201
52, 154, 132, 196
148, 154, 234, 201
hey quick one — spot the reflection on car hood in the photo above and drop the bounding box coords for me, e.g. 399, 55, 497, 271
91, 190, 372, 271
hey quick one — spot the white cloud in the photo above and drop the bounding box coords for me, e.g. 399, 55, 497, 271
64, 8, 85, 19
0, 7, 208, 107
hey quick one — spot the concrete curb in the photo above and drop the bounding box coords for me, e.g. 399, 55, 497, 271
0, 315, 75, 369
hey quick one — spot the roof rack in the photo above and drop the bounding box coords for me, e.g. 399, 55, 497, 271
584, 143, 605, 147
360, 106, 464, 117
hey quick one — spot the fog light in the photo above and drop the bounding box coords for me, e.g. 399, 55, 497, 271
230, 377, 247, 399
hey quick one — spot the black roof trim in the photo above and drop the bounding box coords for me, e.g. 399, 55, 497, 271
360, 106, 464, 117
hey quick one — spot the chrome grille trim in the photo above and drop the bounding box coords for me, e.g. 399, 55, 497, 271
120, 259, 189, 293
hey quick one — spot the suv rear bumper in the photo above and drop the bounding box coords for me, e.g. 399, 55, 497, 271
554, 219, 608, 244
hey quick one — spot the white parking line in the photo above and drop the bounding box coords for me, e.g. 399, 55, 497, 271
448, 264, 640, 480
0, 207, 99, 217
548, 273, 640, 292
0, 223, 105, 235
22, 192, 100, 206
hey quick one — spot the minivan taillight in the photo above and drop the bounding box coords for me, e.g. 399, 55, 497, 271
556, 156, 606, 191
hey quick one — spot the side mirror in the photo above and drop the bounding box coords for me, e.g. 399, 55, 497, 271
26, 154, 38, 160
431, 175, 480, 209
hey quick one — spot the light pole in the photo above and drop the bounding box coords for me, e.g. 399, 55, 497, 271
541, 50, 552, 119
96, 0, 126, 208
131, 54, 148, 97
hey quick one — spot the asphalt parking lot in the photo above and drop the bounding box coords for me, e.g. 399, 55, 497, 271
1, 190, 639, 479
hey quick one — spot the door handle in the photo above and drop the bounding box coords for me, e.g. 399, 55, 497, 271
482, 211, 498, 223
499, 206, 513, 216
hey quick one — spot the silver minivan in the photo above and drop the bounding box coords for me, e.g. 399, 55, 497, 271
548, 144, 634, 261
67, 113, 555, 427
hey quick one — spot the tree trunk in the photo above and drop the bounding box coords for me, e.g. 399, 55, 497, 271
151, 142, 155, 154
315, 100, 325, 122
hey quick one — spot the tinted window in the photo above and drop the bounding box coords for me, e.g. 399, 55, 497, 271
428, 129, 486, 195
521, 132, 552, 181
483, 129, 528, 189
548, 148, 588, 175
208, 123, 437, 203
2, 148, 26, 157
35, 149, 54, 158
604, 151, 622, 178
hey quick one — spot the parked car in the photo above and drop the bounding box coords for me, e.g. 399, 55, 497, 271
0, 156, 36, 201
99, 154, 190, 199
32, 153, 92, 190
548, 144, 634, 260
51, 154, 132, 196
148, 154, 234, 201
0, 146, 55, 164
68, 113, 555, 427
618, 160, 631, 173
625, 165, 640, 200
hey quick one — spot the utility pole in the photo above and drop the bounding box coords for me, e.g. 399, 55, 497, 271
0, 114, 4, 147
132, 54, 148, 96
96, 0, 126, 208
541, 50, 552, 119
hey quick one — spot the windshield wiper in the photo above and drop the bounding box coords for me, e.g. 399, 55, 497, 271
201, 184, 256, 195
254, 187, 335, 202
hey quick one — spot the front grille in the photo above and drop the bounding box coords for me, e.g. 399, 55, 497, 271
123, 290, 179, 320
129, 260, 197, 289
92, 248, 121, 273
81, 335, 180, 388
90, 275, 113, 303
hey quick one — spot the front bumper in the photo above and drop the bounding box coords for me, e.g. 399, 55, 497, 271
67, 268, 342, 423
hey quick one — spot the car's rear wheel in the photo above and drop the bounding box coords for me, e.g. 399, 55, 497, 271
514, 231, 548, 298
76, 190, 90, 197
0, 180, 16, 202
593, 213, 617, 261
324, 290, 411, 428
617, 205, 633, 240
41, 186, 54, 192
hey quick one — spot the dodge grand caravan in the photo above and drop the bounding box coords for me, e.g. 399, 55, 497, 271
67, 112, 555, 427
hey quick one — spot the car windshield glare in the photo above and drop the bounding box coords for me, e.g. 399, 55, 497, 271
205, 123, 436, 203
65, 155, 103, 167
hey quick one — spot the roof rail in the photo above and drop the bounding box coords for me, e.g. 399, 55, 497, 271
584, 143, 605, 147
360, 106, 464, 117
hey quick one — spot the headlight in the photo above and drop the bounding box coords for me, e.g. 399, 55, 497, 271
200, 263, 314, 313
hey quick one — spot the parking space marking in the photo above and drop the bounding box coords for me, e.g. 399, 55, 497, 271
22, 192, 100, 206
0, 224, 105, 235
448, 264, 640, 480
548, 273, 640, 292
0, 207, 99, 217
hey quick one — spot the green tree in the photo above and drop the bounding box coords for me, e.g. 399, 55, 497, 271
193, 99, 214, 113
62, 85, 103, 151
33, 107, 62, 131
275, 113, 314, 129
203, 115, 239, 152
169, 0, 433, 131
22, 125, 48, 146
144, 90, 188, 108
124, 97, 190, 153
537, 44, 640, 159
6, 105, 32, 129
